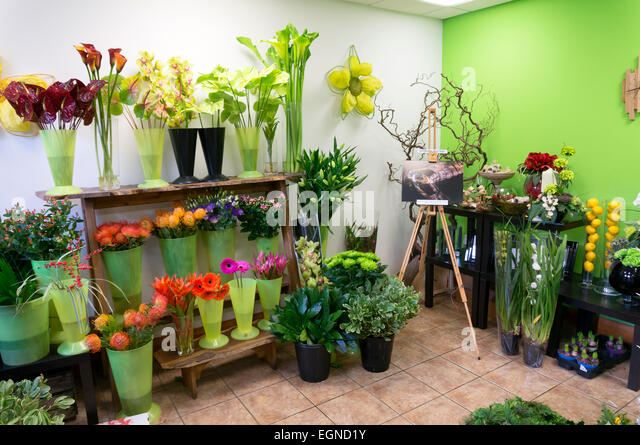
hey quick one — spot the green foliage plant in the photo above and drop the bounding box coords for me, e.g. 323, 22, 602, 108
493, 225, 526, 335
614, 248, 640, 267
465, 397, 581, 425
0, 376, 74, 425
341, 275, 420, 340
324, 250, 386, 295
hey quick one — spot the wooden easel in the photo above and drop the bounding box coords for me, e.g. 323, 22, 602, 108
398, 111, 480, 359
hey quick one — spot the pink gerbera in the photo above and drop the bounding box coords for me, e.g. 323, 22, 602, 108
220, 258, 238, 275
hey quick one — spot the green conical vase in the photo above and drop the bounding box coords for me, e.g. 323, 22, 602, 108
133, 128, 169, 189
106, 341, 161, 424
228, 278, 259, 340
31, 259, 74, 345
256, 235, 279, 255
198, 298, 228, 349
256, 277, 282, 331
40, 130, 83, 196
319, 225, 329, 259
0, 296, 50, 366
48, 279, 90, 356
101, 247, 142, 314
201, 228, 235, 284
234, 127, 263, 179
158, 234, 197, 279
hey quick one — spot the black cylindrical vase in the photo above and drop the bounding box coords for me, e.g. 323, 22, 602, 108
168, 128, 200, 184
198, 127, 228, 182
294, 343, 330, 383
359, 336, 394, 373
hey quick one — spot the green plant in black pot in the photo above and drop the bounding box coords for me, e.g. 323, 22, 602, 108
270, 286, 355, 382
341, 275, 420, 373
324, 250, 386, 296
0, 376, 74, 425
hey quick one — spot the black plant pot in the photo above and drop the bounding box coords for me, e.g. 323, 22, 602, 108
198, 127, 228, 182
500, 330, 520, 356
168, 128, 200, 184
295, 343, 330, 383
359, 336, 394, 373
609, 262, 640, 298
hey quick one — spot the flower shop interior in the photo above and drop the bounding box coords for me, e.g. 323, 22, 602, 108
0, 0, 639, 428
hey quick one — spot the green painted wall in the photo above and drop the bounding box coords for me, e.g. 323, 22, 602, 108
442, 0, 640, 214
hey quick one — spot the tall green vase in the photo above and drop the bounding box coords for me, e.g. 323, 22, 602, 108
256, 277, 282, 331
101, 247, 142, 314
106, 341, 161, 424
0, 296, 50, 366
319, 225, 329, 259
228, 278, 259, 340
48, 279, 90, 356
234, 127, 263, 179
134, 128, 170, 189
158, 234, 197, 278
256, 235, 279, 255
40, 129, 83, 196
198, 298, 228, 349
201, 228, 235, 284
31, 259, 73, 345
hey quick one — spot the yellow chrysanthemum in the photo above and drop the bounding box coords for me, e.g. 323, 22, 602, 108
327, 46, 382, 118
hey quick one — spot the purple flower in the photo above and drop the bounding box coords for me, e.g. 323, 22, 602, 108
236, 261, 249, 273
232, 208, 243, 217
220, 258, 237, 274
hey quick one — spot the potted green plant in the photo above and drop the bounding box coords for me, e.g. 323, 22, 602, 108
521, 231, 567, 368
0, 376, 74, 425
270, 286, 352, 382
86, 297, 167, 423
323, 250, 386, 297
238, 195, 282, 254
341, 275, 420, 372
196, 65, 288, 179
237, 23, 319, 173
297, 138, 366, 255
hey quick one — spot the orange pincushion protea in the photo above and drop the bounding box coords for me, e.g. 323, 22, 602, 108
109, 331, 131, 351
123, 309, 136, 328
85, 333, 101, 353
131, 312, 147, 329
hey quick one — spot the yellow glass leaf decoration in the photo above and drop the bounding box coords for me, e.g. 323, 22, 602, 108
361, 76, 382, 96
328, 68, 350, 90
342, 90, 357, 114
355, 93, 374, 115
0, 71, 55, 136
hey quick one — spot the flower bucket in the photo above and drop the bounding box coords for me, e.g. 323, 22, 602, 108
256, 277, 282, 331
133, 128, 169, 189
40, 129, 83, 197
201, 228, 235, 284
106, 341, 161, 424
0, 296, 50, 366
158, 234, 197, 279
173, 311, 194, 357
168, 128, 200, 184
228, 278, 259, 340
198, 298, 228, 349
256, 235, 279, 255
31, 259, 73, 345
234, 127, 263, 179
101, 247, 142, 314
319, 225, 329, 259
359, 336, 394, 373
198, 127, 228, 182
48, 279, 90, 356
295, 342, 330, 383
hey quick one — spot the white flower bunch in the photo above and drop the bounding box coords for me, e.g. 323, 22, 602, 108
541, 194, 559, 219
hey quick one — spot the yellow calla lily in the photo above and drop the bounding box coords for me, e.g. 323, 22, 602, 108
327, 46, 383, 119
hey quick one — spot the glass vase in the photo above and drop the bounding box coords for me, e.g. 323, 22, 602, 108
493, 227, 522, 356
522, 335, 547, 368
101, 246, 142, 314
172, 309, 194, 357
95, 117, 120, 191
256, 235, 279, 255
523, 173, 542, 201
48, 279, 90, 356
201, 228, 235, 284
284, 101, 302, 173
133, 128, 169, 189
198, 298, 228, 349
106, 341, 161, 424
40, 129, 83, 196
229, 278, 259, 340
0, 296, 49, 366
234, 126, 263, 179
256, 277, 282, 331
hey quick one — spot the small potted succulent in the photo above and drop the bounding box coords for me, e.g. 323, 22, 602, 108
606, 335, 626, 357
576, 350, 599, 371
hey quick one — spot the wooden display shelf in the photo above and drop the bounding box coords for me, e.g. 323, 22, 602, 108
154, 320, 276, 399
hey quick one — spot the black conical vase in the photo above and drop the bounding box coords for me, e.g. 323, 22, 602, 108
168, 128, 200, 184
198, 127, 228, 182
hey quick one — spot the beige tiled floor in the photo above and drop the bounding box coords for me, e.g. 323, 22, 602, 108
68, 295, 640, 425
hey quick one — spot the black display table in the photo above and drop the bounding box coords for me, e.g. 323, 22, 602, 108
0, 348, 98, 424
548, 276, 640, 391
424, 205, 583, 328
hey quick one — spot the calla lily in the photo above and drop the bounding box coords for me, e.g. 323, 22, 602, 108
108, 48, 127, 73
327, 46, 382, 118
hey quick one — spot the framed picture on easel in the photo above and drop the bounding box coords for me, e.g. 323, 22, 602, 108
401, 160, 464, 205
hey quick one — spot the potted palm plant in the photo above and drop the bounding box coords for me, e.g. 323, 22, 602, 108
270, 285, 353, 382
341, 275, 420, 372
520, 231, 567, 368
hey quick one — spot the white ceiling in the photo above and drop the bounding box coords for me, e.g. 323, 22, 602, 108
341, 0, 512, 19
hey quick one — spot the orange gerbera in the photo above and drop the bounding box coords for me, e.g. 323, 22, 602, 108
109, 331, 131, 351
85, 334, 101, 353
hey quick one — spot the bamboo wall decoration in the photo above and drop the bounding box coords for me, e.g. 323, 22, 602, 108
623, 55, 640, 120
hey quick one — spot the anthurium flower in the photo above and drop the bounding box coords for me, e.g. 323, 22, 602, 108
327, 46, 382, 118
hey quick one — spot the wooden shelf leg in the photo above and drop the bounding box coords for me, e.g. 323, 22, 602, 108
256, 342, 277, 369
181, 363, 206, 399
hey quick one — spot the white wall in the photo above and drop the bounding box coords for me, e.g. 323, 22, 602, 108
0, 0, 442, 303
